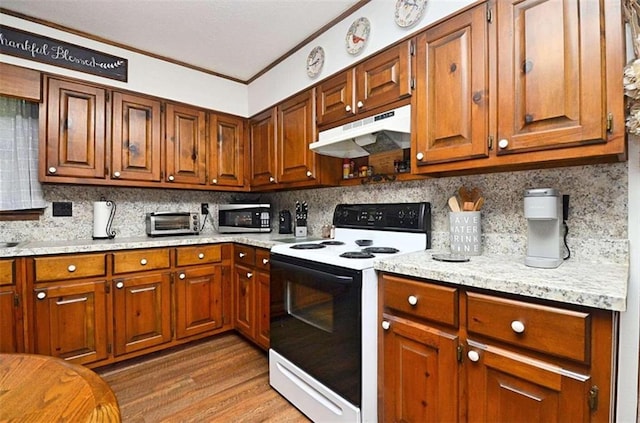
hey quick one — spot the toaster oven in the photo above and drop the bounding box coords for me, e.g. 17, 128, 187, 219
145, 212, 200, 236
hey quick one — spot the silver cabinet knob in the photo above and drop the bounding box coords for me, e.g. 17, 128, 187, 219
511, 320, 525, 333
345, 105, 352, 112
212, 178, 218, 184
67, 264, 76, 273
48, 166, 57, 174
246, 272, 253, 278
36, 291, 47, 300
179, 273, 186, 280
269, 176, 276, 183
116, 281, 124, 289
416, 152, 424, 161
407, 295, 418, 306
498, 139, 509, 149
467, 350, 480, 362
239, 252, 246, 258
262, 258, 269, 265
198, 253, 205, 259
168, 175, 175, 181
140, 258, 148, 265
381, 321, 391, 330
113, 171, 121, 178
357, 100, 364, 108
306, 170, 313, 177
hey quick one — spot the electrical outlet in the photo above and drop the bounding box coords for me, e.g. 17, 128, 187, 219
52, 201, 72, 217
201, 203, 209, 215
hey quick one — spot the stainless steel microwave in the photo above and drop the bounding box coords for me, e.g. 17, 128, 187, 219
218, 204, 271, 233
145, 212, 200, 236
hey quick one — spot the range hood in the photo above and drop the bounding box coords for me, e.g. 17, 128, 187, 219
310, 104, 411, 158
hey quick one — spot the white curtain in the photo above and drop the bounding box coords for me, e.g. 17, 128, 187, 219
0, 96, 45, 211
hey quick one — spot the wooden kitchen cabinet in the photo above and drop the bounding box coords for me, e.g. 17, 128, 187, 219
165, 103, 207, 185
379, 273, 614, 422
111, 92, 162, 182
255, 249, 270, 349
208, 112, 248, 189
413, 0, 625, 174
0, 259, 24, 353
249, 107, 278, 188
174, 245, 224, 339
30, 253, 109, 366
317, 41, 413, 128
41, 77, 107, 180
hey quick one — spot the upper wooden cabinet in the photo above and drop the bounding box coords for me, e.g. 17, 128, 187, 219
0, 63, 41, 102
42, 77, 107, 180
413, 0, 626, 174
277, 90, 317, 184
208, 113, 247, 188
317, 41, 413, 128
111, 92, 162, 182
165, 103, 207, 185
249, 107, 278, 187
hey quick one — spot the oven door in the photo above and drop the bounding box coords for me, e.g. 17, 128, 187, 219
270, 253, 362, 407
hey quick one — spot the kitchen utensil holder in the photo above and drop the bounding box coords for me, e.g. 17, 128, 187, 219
449, 211, 482, 256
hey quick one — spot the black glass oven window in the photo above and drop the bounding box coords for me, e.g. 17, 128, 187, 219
287, 282, 334, 333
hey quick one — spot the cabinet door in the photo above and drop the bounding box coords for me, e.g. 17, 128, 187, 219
165, 103, 206, 185
111, 92, 162, 181
255, 270, 270, 350
233, 264, 255, 339
382, 314, 459, 423
413, 4, 489, 167
113, 272, 171, 356
44, 78, 106, 179
466, 342, 591, 423
356, 41, 412, 113
316, 69, 355, 126
277, 90, 317, 184
249, 108, 277, 187
0, 286, 23, 353
495, 0, 605, 154
208, 113, 246, 188
175, 265, 223, 339
33, 280, 108, 365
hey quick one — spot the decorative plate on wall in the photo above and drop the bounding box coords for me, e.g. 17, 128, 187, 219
394, 0, 428, 28
345, 17, 370, 55
306, 46, 325, 78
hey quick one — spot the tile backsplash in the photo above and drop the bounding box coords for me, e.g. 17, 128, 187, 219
1, 162, 628, 263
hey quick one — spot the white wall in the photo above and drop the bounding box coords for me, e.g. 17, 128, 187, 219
248, 0, 475, 114
0, 13, 248, 116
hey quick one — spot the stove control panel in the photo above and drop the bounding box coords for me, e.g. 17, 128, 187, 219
333, 202, 431, 234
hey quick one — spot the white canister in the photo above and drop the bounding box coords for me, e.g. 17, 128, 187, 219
93, 199, 116, 239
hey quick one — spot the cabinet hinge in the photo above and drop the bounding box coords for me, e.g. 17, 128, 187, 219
487, 5, 493, 23
410, 77, 416, 90
105, 282, 110, 294
588, 385, 599, 411
160, 171, 164, 180
161, 104, 165, 113
108, 343, 112, 354
488, 135, 494, 150
13, 294, 19, 307
457, 344, 464, 363
606, 113, 613, 133
106, 91, 110, 102
410, 41, 415, 56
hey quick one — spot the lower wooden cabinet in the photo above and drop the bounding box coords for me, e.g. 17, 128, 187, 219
379, 273, 614, 423
0, 259, 23, 353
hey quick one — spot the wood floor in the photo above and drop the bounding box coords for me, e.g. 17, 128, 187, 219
97, 334, 310, 422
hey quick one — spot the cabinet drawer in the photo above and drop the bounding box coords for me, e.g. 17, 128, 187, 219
176, 245, 222, 267
235, 245, 255, 267
255, 248, 270, 270
113, 249, 170, 274
466, 292, 590, 362
0, 260, 16, 285
34, 254, 106, 282
382, 274, 458, 327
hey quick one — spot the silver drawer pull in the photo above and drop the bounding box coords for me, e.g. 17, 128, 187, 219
381, 321, 390, 330
262, 258, 269, 265
36, 291, 47, 300
140, 258, 148, 265
407, 295, 418, 306
130, 286, 156, 294
467, 350, 480, 362
67, 264, 77, 273
198, 253, 205, 259
179, 273, 186, 280
511, 320, 525, 334
56, 297, 88, 305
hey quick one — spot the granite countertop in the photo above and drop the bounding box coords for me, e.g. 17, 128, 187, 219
374, 250, 628, 312
0, 236, 628, 312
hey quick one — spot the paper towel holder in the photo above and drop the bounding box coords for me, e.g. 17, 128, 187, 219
93, 197, 116, 240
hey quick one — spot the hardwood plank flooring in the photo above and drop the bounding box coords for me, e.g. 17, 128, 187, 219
97, 334, 310, 422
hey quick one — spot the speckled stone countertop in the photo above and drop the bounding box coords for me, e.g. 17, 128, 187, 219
0, 236, 627, 312
374, 250, 628, 312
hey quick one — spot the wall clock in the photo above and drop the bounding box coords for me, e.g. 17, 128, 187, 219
345, 17, 370, 55
394, 0, 428, 28
306, 46, 325, 78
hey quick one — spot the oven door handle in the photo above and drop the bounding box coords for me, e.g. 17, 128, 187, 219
271, 259, 354, 285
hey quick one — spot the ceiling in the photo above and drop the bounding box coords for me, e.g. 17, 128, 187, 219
0, 0, 362, 83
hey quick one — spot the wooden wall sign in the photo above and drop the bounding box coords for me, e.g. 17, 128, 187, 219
0, 25, 128, 82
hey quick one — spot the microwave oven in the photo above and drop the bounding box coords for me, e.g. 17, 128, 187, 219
218, 204, 271, 233
145, 212, 200, 236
